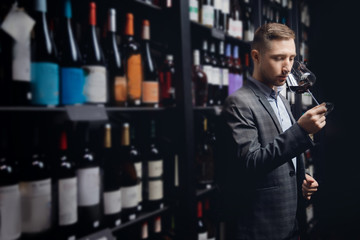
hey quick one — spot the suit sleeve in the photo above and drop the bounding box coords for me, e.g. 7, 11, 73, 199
222, 98, 314, 174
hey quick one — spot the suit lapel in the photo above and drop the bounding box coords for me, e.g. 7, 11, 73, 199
247, 81, 283, 133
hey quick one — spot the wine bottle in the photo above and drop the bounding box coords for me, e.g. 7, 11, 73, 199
81, 2, 107, 104
0, 0, 33, 106
144, 120, 164, 211
58, 0, 85, 105
192, 49, 208, 107
218, 41, 228, 103
213, 0, 222, 30
76, 124, 102, 237
200, 0, 214, 28
228, 45, 243, 95
130, 124, 143, 212
228, 0, 243, 39
204, 198, 217, 240
197, 201, 208, 240
0, 128, 21, 240
102, 123, 122, 227
141, 19, 159, 108
221, 0, 230, 32
209, 42, 221, 106
225, 43, 233, 96
120, 123, 139, 222
200, 40, 213, 105
159, 54, 175, 107
123, 13, 143, 106
53, 130, 78, 240
30, 0, 59, 106
19, 127, 52, 239
196, 116, 215, 189
103, 8, 126, 106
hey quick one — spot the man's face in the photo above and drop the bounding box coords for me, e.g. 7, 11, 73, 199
257, 39, 296, 88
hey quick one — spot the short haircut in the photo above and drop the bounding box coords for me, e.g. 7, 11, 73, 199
251, 23, 295, 53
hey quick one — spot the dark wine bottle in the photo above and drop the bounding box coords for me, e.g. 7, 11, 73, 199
204, 198, 217, 240
30, 0, 59, 106
76, 124, 102, 237
197, 201, 208, 240
53, 130, 78, 240
192, 49, 208, 107
144, 120, 164, 211
58, 0, 85, 105
120, 123, 139, 222
228, 45, 243, 95
213, 0, 222, 29
141, 19, 159, 108
209, 42, 221, 105
218, 41, 228, 103
103, 8, 126, 106
123, 13, 143, 106
0, 128, 21, 240
159, 54, 175, 107
19, 127, 52, 240
81, 2, 107, 105
102, 123, 122, 228
200, 40, 213, 106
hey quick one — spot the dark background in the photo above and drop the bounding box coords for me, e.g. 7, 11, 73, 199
308, 0, 359, 238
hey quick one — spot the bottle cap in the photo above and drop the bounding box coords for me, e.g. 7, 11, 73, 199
89, 2, 96, 26
125, 13, 134, 36
64, 0, 72, 18
34, 0, 47, 12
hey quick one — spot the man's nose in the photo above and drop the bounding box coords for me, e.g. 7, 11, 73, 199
282, 60, 291, 74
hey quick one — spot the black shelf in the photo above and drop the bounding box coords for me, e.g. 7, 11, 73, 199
0, 106, 169, 112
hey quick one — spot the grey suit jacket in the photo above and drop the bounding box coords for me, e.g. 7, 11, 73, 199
219, 80, 314, 240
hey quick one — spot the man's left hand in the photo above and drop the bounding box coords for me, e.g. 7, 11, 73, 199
302, 174, 319, 200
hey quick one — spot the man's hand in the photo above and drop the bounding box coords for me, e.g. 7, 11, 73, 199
297, 103, 327, 134
302, 174, 319, 200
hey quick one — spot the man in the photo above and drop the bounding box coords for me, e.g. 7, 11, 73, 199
220, 23, 326, 240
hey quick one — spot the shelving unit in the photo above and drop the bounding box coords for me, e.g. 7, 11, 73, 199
0, 0, 318, 239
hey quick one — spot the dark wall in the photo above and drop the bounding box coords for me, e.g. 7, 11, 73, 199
308, 0, 359, 238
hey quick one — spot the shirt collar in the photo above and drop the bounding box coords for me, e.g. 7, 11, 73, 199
247, 76, 283, 100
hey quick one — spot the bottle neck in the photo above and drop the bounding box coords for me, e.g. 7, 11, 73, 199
108, 9, 116, 33
89, 2, 96, 26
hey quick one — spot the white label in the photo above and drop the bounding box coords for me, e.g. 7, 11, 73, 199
189, 0, 199, 22
77, 167, 100, 206
201, 5, 214, 26
222, 0, 230, 14
148, 160, 163, 178
20, 179, 52, 233
235, 20, 243, 39
83, 66, 107, 103
222, 68, 229, 86
58, 177, 77, 226
212, 67, 221, 86
12, 38, 31, 81
103, 189, 122, 215
214, 0, 222, 9
137, 182, 142, 203
0, 184, 21, 240
121, 185, 138, 208
148, 179, 163, 201
198, 232, 208, 240
0, 3, 35, 43
135, 162, 142, 179
202, 65, 213, 85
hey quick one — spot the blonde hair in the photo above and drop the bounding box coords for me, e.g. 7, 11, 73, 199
251, 23, 295, 53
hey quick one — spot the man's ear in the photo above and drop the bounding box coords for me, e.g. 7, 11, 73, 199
251, 49, 260, 64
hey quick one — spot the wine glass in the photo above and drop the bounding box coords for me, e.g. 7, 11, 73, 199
286, 60, 334, 116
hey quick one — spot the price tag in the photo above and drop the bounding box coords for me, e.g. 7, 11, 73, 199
65, 105, 108, 121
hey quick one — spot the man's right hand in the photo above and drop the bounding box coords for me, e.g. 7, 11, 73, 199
297, 103, 327, 134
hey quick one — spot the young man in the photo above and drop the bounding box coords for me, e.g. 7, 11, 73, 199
220, 23, 326, 240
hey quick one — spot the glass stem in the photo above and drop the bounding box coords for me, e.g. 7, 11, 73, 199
306, 89, 320, 105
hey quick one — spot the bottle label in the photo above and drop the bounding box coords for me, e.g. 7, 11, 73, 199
201, 5, 214, 26
127, 54, 143, 101
114, 75, 127, 102
202, 65, 213, 84
61, 67, 86, 105
0, 184, 21, 240
212, 67, 220, 86
12, 39, 31, 81
19, 179, 52, 233
121, 185, 138, 208
77, 167, 100, 206
222, 68, 229, 86
31, 62, 59, 105
198, 232, 208, 240
135, 162, 142, 178
142, 81, 159, 104
103, 189, 122, 215
148, 179, 163, 200
83, 65, 107, 103
137, 181, 142, 203
189, 0, 199, 22
228, 73, 243, 95
148, 160, 163, 178
58, 177, 78, 226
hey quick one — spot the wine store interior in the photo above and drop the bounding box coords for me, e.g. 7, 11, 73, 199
0, 0, 358, 239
